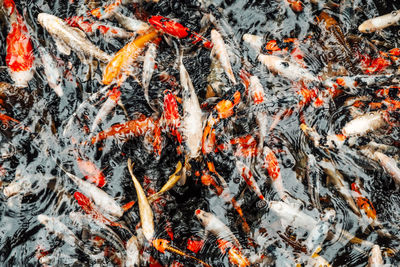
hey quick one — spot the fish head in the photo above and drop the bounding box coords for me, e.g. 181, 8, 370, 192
37, 214, 50, 225
148, 16, 188, 38
358, 21, 375, 33
152, 239, 169, 253
195, 209, 211, 226
37, 13, 62, 28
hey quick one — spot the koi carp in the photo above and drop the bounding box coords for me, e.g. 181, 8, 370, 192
89, 0, 122, 20
148, 15, 213, 49
65, 16, 134, 39
228, 246, 250, 267
261, 146, 288, 201
359, 10, 400, 33
114, 12, 151, 33
210, 29, 237, 85
373, 151, 400, 185
126, 235, 140, 267
269, 201, 317, 231
38, 47, 63, 97
90, 87, 121, 133
180, 59, 203, 159
102, 29, 159, 85
258, 54, 318, 82
38, 13, 111, 62
152, 239, 212, 267
5, 2, 34, 87
341, 111, 387, 137
147, 161, 182, 203
127, 158, 154, 241
163, 90, 182, 144
351, 182, 376, 220
236, 161, 265, 201
73, 192, 123, 227
75, 156, 106, 187
142, 42, 159, 106
60, 166, 124, 218
195, 209, 241, 249
368, 245, 383, 267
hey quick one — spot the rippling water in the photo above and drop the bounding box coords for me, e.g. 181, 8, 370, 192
1, 0, 400, 266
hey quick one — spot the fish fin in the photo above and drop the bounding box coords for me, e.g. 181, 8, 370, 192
72, 27, 87, 39
55, 38, 71, 55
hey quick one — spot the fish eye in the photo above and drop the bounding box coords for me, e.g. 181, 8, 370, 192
280, 61, 289, 68
392, 11, 398, 16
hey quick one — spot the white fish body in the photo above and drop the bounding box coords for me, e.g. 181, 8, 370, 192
114, 12, 151, 33
180, 61, 203, 159
62, 169, 124, 218
211, 29, 237, 85
374, 151, 400, 185
242, 33, 263, 52
37, 13, 111, 62
90, 96, 118, 133
258, 54, 318, 82
126, 236, 140, 267
38, 47, 63, 97
368, 245, 383, 267
342, 111, 386, 136
359, 10, 400, 33
37, 214, 82, 247
269, 201, 317, 231
195, 209, 241, 248
142, 43, 157, 103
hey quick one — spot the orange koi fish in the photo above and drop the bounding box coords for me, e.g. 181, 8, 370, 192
228, 246, 250, 267
102, 29, 159, 85
351, 183, 376, 220
5, 0, 34, 87
262, 146, 287, 201
91, 116, 161, 154
76, 157, 106, 188
152, 239, 212, 267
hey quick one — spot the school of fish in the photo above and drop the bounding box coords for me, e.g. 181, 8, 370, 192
0, 0, 400, 266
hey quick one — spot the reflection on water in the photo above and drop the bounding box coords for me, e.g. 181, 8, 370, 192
0, 0, 400, 266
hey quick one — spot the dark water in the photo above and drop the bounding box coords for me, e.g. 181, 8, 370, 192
1, 0, 400, 266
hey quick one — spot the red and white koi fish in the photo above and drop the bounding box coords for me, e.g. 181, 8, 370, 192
163, 90, 182, 144
148, 15, 213, 49
180, 59, 203, 159
90, 87, 121, 133
210, 29, 237, 85
60, 166, 124, 218
38, 13, 111, 62
5, 0, 34, 87
304, 209, 335, 254
73, 192, 123, 227
102, 29, 159, 85
359, 10, 400, 33
261, 146, 288, 201
75, 157, 106, 188
127, 159, 154, 241
195, 209, 241, 249
65, 16, 134, 39
258, 54, 318, 82
236, 161, 265, 201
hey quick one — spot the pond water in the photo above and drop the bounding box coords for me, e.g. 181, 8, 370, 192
0, 0, 400, 266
